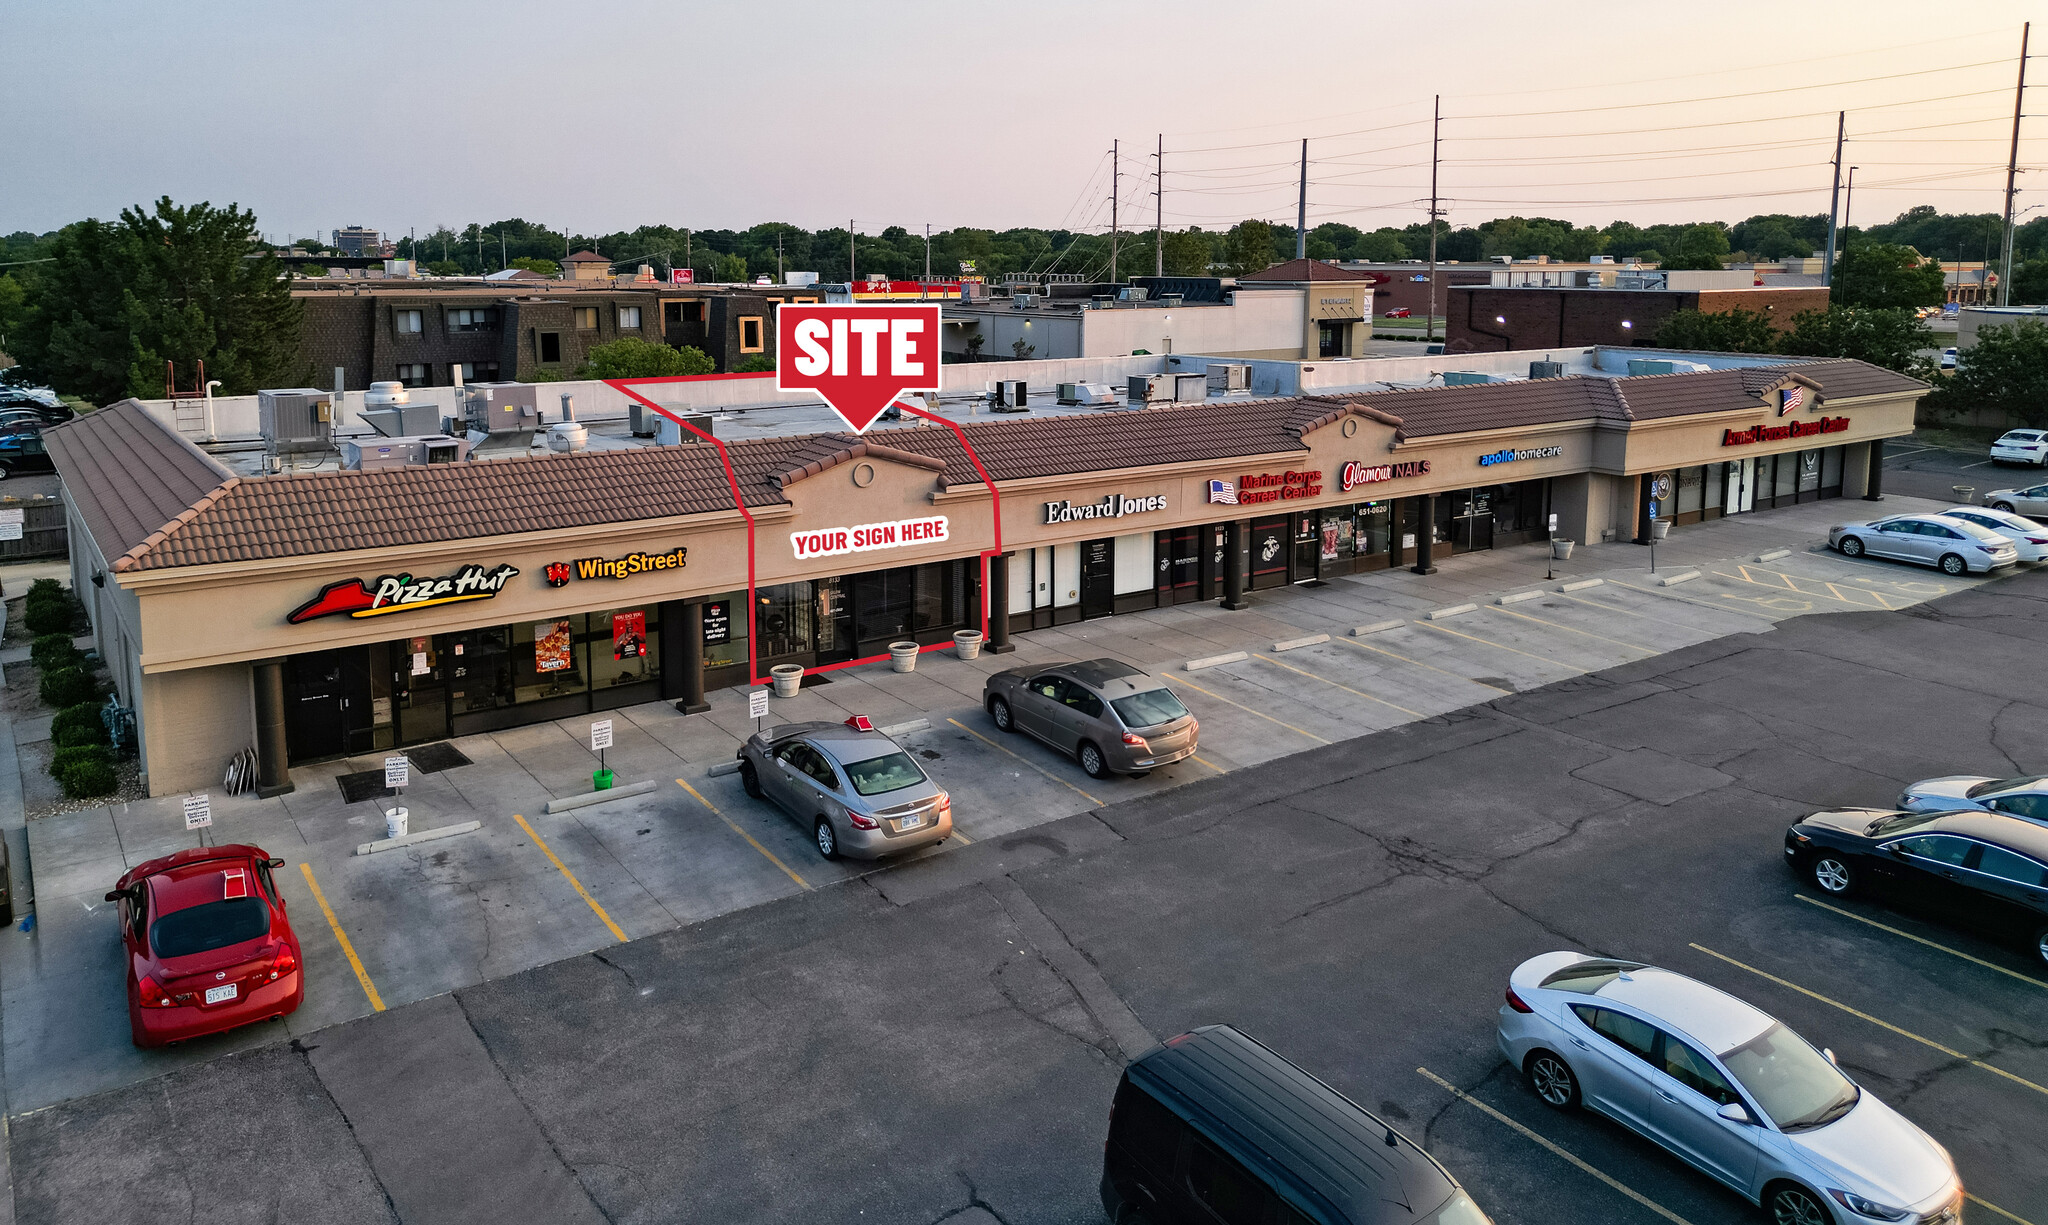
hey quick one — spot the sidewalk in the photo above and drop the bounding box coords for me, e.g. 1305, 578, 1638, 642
0, 492, 2012, 1114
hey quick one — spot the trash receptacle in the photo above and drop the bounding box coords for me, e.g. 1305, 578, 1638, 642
1551, 538, 1574, 560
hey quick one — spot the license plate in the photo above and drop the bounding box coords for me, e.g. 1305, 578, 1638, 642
898, 813, 923, 831
205, 983, 238, 1005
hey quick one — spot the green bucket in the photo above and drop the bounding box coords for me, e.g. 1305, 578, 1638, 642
593, 767, 615, 791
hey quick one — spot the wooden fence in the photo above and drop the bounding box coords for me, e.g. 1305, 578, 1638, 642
0, 499, 68, 561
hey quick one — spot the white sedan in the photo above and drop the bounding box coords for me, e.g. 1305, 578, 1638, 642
1990, 429, 2048, 467
1498, 953, 1961, 1225
1938, 505, 2048, 562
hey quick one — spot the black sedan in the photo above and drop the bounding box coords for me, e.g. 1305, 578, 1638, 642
1785, 807, 2048, 965
0, 431, 53, 480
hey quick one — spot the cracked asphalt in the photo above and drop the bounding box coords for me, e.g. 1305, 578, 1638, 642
13, 570, 2048, 1224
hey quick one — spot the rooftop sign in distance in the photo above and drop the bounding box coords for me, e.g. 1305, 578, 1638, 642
777, 303, 940, 433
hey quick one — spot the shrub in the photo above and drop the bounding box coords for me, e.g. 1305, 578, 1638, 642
60, 758, 119, 799
26, 579, 63, 600
23, 597, 75, 637
31, 633, 82, 669
39, 665, 102, 709
50, 701, 104, 742
48, 742, 111, 780
52, 719, 109, 749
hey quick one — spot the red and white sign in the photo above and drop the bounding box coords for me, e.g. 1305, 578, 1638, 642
672, 268, 694, 284
791, 515, 949, 561
777, 304, 941, 433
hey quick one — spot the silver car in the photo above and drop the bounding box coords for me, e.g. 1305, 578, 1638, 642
1829, 513, 2019, 575
1983, 481, 2048, 518
983, 658, 1198, 779
1899, 772, 2048, 824
737, 720, 952, 860
1498, 952, 1962, 1225
1938, 506, 2048, 562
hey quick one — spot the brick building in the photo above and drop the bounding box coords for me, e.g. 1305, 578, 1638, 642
1445, 286, 1832, 353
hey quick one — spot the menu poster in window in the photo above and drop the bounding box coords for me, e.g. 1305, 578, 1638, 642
534, 620, 573, 673
612, 610, 646, 660
702, 601, 730, 645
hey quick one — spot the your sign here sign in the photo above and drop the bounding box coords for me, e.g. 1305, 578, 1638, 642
778, 304, 941, 433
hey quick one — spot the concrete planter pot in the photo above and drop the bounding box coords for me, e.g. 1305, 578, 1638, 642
1552, 539, 1574, 560
1651, 519, 1672, 540
769, 663, 805, 697
888, 642, 921, 673
952, 630, 984, 660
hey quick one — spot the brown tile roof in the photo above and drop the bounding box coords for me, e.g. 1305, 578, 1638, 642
55, 358, 1922, 574
1236, 259, 1379, 283
42, 400, 235, 565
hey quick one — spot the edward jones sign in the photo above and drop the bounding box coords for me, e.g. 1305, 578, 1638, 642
778, 304, 940, 433
791, 516, 949, 561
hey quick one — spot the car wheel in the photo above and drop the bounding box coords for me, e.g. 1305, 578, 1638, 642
814, 818, 838, 860
1078, 741, 1109, 779
2035, 925, 2048, 968
0, 464, 12, 481
1767, 1183, 1834, 1225
740, 760, 762, 799
1811, 855, 1854, 895
989, 696, 1015, 733
1525, 1050, 1580, 1109
1938, 552, 1968, 576
1995, 501, 2017, 512
1837, 535, 1864, 558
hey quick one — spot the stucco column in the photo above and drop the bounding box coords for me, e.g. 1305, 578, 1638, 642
987, 553, 1015, 653
1221, 520, 1250, 609
1863, 438, 1886, 501
676, 600, 710, 714
1411, 495, 1438, 575
251, 659, 294, 799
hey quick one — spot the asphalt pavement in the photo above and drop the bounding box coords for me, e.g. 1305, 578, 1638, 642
12, 565, 2047, 1223
1881, 433, 2046, 505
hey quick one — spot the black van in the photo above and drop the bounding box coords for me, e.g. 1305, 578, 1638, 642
1101, 1026, 1491, 1225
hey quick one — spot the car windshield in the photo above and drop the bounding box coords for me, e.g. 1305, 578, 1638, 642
1867, 810, 1945, 836
1110, 688, 1189, 728
1719, 1022, 1858, 1132
1420, 1190, 1491, 1225
150, 897, 270, 958
842, 751, 927, 797
1969, 774, 2047, 798
1538, 958, 1646, 993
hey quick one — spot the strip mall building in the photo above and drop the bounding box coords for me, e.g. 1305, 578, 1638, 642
49, 353, 1924, 797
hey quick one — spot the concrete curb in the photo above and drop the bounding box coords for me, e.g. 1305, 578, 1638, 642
1756, 548, 1791, 562
1186, 651, 1249, 671
1558, 579, 1605, 592
1658, 571, 1701, 587
355, 820, 483, 856
1350, 620, 1405, 636
1495, 591, 1541, 605
707, 760, 742, 777
1425, 603, 1478, 620
1271, 633, 1329, 652
879, 717, 930, 737
542, 779, 660, 813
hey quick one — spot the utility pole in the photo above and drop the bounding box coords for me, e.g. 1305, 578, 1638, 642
923, 223, 930, 298
1154, 134, 1164, 278
1998, 21, 2031, 306
1823, 111, 1845, 292
1110, 139, 1119, 285
1296, 138, 1308, 260
1843, 166, 1859, 302
850, 219, 856, 285
684, 228, 692, 276
778, 229, 785, 284
1427, 95, 1443, 342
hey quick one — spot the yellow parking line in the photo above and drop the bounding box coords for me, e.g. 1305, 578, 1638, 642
1486, 604, 1658, 655
297, 863, 384, 1012
1334, 634, 1512, 693
1190, 753, 1227, 774
513, 813, 629, 943
1416, 1067, 1695, 1225
1161, 672, 1329, 744
1410, 617, 1570, 668
1795, 895, 2047, 991
1969, 1193, 2039, 1225
950, 829, 973, 845
1604, 578, 1778, 620
674, 779, 811, 889
1252, 652, 1425, 719
945, 718, 1106, 807
1689, 943, 2048, 1098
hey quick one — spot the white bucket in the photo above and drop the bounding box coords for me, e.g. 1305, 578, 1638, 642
888, 642, 920, 673
385, 807, 409, 840
952, 630, 984, 660
769, 663, 805, 697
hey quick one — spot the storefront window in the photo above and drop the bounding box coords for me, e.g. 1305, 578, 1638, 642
514, 615, 588, 702
588, 607, 661, 690
1355, 502, 1391, 556
703, 594, 746, 670
757, 581, 819, 660
1676, 467, 1704, 516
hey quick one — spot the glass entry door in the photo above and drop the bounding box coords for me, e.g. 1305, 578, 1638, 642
393, 635, 450, 744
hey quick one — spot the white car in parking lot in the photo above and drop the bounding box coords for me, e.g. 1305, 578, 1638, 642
1989, 429, 2048, 467
1936, 506, 2048, 562
1498, 952, 1962, 1225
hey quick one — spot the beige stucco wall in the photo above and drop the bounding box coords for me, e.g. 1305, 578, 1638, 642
138, 662, 253, 796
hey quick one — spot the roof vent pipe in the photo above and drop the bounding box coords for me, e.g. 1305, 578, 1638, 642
559, 393, 575, 422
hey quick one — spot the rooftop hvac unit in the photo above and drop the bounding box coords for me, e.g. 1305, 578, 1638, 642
341, 434, 472, 471
257, 388, 334, 456
1626, 359, 1711, 376
362, 401, 442, 438
1206, 363, 1251, 393
1158, 294, 1184, 308
1171, 371, 1207, 403
1528, 361, 1566, 379
1442, 371, 1497, 386
1126, 373, 1208, 405
629, 403, 659, 438
461, 382, 540, 434
1011, 293, 1040, 309
1057, 382, 1117, 406
991, 380, 1029, 412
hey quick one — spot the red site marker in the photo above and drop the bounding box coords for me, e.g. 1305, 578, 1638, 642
777, 303, 941, 433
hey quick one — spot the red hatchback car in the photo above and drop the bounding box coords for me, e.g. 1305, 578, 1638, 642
105, 844, 305, 1048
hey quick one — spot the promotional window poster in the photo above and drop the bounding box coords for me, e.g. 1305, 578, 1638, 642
613, 610, 647, 660
534, 620, 573, 673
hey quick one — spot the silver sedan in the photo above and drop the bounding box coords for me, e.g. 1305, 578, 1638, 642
1983, 481, 2048, 518
737, 719, 953, 860
1829, 513, 2019, 575
1898, 772, 2048, 824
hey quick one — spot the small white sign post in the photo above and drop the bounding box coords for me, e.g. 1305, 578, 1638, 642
183, 794, 212, 841
383, 756, 410, 838
748, 686, 769, 736
590, 718, 613, 784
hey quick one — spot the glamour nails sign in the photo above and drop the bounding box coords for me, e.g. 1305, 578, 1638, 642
791, 516, 950, 560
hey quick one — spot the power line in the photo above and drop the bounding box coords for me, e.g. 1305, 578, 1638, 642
1449, 58, 2014, 120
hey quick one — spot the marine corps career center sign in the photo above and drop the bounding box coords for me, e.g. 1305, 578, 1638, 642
1043, 494, 1167, 525
792, 516, 949, 561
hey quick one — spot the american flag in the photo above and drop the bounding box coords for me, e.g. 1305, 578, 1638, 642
1780, 386, 1803, 416
1208, 479, 1238, 505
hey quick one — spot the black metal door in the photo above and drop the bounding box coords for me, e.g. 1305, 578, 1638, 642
1291, 511, 1319, 581
1250, 517, 1290, 590
284, 650, 350, 763
1079, 538, 1115, 619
